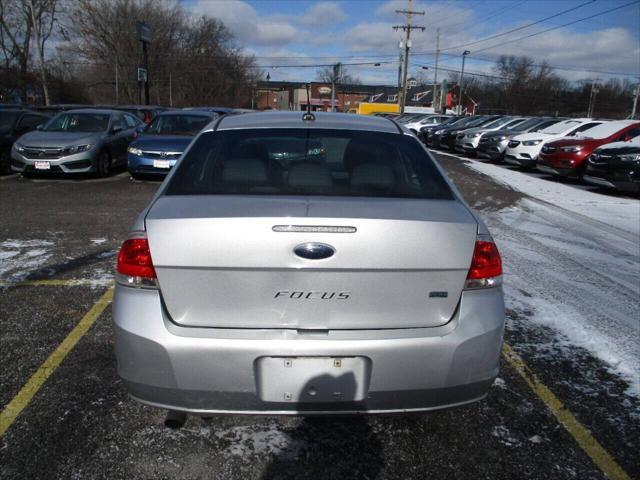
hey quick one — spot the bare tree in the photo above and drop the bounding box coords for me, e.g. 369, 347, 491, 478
0, 0, 33, 101
26, 0, 57, 105
316, 65, 361, 85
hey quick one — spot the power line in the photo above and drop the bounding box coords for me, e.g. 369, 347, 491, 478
438, 0, 596, 52
472, 0, 640, 54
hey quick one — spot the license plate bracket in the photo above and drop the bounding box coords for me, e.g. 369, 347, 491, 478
153, 159, 171, 169
34, 161, 51, 170
256, 356, 370, 403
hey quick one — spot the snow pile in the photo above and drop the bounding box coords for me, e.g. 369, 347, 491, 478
466, 160, 640, 236
0, 239, 54, 281
486, 199, 640, 396
214, 423, 305, 459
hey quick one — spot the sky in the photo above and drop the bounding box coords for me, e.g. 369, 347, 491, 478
184, 0, 640, 85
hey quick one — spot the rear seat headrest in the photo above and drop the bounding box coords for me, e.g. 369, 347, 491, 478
222, 157, 268, 185
350, 163, 395, 190
287, 162, 333, 190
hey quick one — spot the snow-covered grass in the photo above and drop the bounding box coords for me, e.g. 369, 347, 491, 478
465, 159, 640, 236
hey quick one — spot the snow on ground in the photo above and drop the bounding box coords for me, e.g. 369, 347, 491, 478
484, 198, 640, 396
464, 159, 640, 236
0, 239, 54, 281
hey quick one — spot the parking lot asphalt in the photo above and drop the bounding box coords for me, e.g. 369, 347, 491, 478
0, 161, 638, 480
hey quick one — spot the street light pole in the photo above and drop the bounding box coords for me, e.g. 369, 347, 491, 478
458, 50, 470, 115
587, 80, 600, 118
630, 85, 638, 119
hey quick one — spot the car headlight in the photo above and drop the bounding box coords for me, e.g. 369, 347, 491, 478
435, 130, 444, 135
619, 153, 640, 162
522, 139, 542, 146
497, 135, 508, 141
64, 144, 93, 155
128, 146, 143, 156
14, 142, 25, 153
560, 145, 583, 153
468, 132, 481, 138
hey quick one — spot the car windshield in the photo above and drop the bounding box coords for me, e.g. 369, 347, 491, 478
145, 114, 213, 136
0, 111, 20, 131
578, 122, 637, 140
483, 117, 515, 129
514, 118, 548, 131
42, 113, 109, 132
166, 128, 453, 200
541, 120, 581, 134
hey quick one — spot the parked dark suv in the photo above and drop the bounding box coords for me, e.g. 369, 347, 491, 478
0, 108, 49, 174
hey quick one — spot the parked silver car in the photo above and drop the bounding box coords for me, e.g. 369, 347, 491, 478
113, 111, 505, 416
11, 109, 143, 176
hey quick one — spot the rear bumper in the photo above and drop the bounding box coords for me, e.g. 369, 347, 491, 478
113, 285, 505, 415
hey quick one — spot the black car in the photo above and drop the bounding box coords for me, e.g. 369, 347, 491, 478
419, 116, 462, 144
584, 139, 640, 193
433, 116, 502, 150
0, 108, 49, 174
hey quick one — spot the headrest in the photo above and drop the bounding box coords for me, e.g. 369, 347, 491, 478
287, 162, 333, 191
350, 163, 395, 191
222, 157, 268, 185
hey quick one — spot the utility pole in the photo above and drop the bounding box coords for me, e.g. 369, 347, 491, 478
115, 54, 119, 105
457, 50, 470, 115
630, 84, 639, 119
331, 63, 341, 112
136, 21, 152, 106
397, 44, 403, 94
587, 80, 600, 117
394, 1, 425, 114
169, 72, 173, 107
434, 28, 440, 112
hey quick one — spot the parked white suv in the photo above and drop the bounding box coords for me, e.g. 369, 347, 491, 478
504, 118, 604, 168
404, 115, 453, 134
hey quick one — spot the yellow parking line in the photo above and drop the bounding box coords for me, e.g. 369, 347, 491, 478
0, 287, 114, 437
0, 279, 114, 287
502, 343, 631, 480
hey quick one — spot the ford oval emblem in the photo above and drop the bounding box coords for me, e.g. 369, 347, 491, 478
294, 243, 335, 260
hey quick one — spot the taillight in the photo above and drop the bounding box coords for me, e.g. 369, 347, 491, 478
116, 234, 157, 288
465, 237, 502, 289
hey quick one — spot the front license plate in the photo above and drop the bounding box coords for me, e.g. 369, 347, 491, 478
34, 161, 51, 170
153, 159, 171, 169
256, 356, 370, 403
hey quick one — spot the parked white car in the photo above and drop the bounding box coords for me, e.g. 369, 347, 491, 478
504, 118, 605, 168
404, 115, 453, 134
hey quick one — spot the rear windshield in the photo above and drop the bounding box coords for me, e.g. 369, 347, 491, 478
166, 129, 454, 199
145, 114, 213, 136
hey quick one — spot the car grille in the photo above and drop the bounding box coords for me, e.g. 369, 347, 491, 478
541, 145, 556, 154
588, 153, 611, 165
141, 151, 182, 159
22, 146, 64, 159
508, 140, 520, 148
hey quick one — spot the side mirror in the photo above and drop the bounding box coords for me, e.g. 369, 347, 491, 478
36, 124, 43, 130
111, 125, 123, 134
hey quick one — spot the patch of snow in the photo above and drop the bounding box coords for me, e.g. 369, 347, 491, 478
0, 239, 54, 280
214, 424, 305, 459
528, 435, 543, 444
491, 425, 521, 447
466, 160, 640, 236
91, 238, 107, 245
493, 377, 507, 389
485, 199, 640, 397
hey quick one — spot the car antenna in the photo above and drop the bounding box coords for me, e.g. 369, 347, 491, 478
302, 83, 315, 122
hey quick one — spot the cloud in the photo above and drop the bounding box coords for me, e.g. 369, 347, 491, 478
191, 0, 298, 46
299, 2, 347, 27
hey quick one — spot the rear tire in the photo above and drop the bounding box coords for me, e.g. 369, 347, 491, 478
96, 150, 111, 178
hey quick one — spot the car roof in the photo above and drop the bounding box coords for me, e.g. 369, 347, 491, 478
63, 109, 119, 115
212, 111, 401, 134
158, 110, 216, 118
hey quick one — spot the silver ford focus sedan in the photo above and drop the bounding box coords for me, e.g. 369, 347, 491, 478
113, 111, 505, 416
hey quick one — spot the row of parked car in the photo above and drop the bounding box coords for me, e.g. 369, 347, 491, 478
0, 104, 247, 177
391, 112, 640, 194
